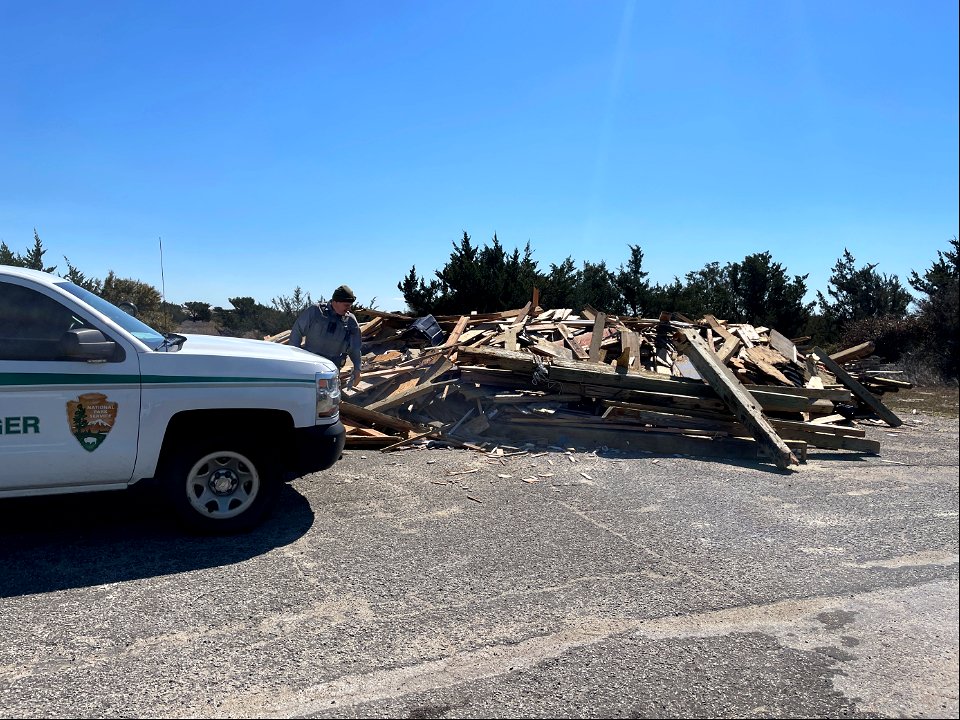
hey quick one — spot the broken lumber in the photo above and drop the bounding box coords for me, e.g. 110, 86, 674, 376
676, 328, 799, 469
829, 341, 876, 364
810, 347, 903, 427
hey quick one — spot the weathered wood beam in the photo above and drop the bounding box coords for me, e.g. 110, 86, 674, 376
768, 328, 798, 364
810, 347, 903, 427
703, 314, 742, 363
557, 323, 589, 361
829, 341, 875, 364
588, 311, 606, 362
442, 315, 470, 348
676, 328, 799, 469
340, 402, 428, 433
366, 378, 458, 413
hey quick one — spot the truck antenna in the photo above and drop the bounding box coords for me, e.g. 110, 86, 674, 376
159, 236, 167, 304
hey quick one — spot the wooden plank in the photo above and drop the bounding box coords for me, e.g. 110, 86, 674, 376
442, 315, 470, 348
811, 347, 903, 427
456, 328, 489, 345
340, 402, 427, 434
703, 315, 741, 363
770, 418, 866, 438
504, 327, 519, 352
768, 427, 880, 453
805, 353, 825, 389
745, 346, 794, 386
379, 426, 445, 452
735, 324, 762, 344
557, 323, 589, 361
418, 356, 457, 385
731, 328, 753, 349
529, 340, 565, 359
829, 341, 875, 364
458, 366, 533, 389
604, 406, 867, 441
513, 301, 533, 324
676, 328, 798, 469
749, 385, 852, 402
588, 312, 606, 362
748, 391, 834, 414
768, 328, 798, 364
366, 378, 458, 413
549, 358, 717, 398
489, 392, 583, 404
808, 414, 848, 426
620, 330, 640, 372
553, 373, 828, 414
345, 434, 405, 449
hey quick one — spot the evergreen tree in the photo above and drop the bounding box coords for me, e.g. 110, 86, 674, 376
62, 256, 103, 294
578, 260, 623, 314
0, 241, 17, 266
538, 257, 581, 310
398, 233, 543, 315
817, 249, 912, 334
648, 278, 687, 317
615, 245, 652, 317
183, 302, 212, 322
271, 287, 314, 323
23, 230, 57, 272
680, 262, 738, 320
909, 236, 959, 378
727, 252, 813, 337
397, 265, 442, 316
0, 230, 57, 271
101, 271, 163, 311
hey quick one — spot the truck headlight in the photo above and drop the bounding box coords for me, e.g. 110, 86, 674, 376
316, 373, 341, 419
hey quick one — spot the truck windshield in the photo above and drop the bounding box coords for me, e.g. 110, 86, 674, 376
58, 281, 167, 349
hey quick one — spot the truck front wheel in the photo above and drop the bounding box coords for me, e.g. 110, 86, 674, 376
162, 441, 281, 534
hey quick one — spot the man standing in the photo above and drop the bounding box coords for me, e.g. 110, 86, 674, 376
289, 284, 362, 389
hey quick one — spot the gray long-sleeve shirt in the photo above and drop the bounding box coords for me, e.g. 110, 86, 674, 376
289, 303, 362, 374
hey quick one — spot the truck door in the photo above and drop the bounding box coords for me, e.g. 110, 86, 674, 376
0, 278, 141, 491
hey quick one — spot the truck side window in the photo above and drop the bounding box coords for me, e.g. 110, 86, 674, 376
0, 281, 94, 361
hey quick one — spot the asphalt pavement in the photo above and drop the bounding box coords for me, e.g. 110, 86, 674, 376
1, 413, 957, 718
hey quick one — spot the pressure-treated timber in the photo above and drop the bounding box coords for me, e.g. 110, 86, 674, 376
676, 328, 799, 468
703, 314, 742, 363
811, 347, 903, 427
829, 341, 876, 364
588, 312, 606, 362
366, 378, 458, 413
340, 402, 428, 434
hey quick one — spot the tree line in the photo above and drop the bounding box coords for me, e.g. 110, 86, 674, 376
3, 229, 957, 381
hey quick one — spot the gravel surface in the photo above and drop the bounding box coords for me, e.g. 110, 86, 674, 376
1, 413, 957, 718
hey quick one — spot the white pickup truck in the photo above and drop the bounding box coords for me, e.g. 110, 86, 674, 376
0, 265, 345, 533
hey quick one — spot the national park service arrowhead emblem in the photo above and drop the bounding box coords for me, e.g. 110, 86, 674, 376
67, 392, 118, 452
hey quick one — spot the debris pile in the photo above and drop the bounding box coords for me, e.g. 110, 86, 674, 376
266, 298, 909, 468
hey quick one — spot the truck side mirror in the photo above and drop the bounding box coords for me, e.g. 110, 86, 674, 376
60, 329, 120, 361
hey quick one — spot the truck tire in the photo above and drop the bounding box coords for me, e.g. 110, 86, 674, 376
161, 439, 282, 534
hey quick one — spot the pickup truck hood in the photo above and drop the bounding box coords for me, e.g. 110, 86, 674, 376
158, 334, 338, 373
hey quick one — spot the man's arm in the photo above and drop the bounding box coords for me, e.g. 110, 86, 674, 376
346, 315, 362, 387
289, 307, 312, 349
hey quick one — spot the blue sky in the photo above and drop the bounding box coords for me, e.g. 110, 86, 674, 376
1, 0, 957, 313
